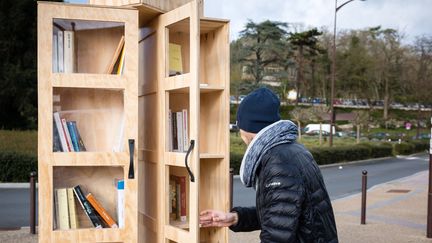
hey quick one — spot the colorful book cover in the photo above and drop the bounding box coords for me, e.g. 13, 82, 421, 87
117, 180, 125, 228
86, 193, 118, 228
73, 185, 103, 229
67, 121, 79, 152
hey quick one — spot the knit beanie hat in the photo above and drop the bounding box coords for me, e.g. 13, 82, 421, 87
236, 87, 281, 133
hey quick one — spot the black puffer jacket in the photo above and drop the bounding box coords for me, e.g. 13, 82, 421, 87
230, 142, 338, 243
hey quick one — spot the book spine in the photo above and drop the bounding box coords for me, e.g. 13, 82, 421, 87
53, 120, 62, 152
182, 109, 188, 151
86, 193, 118, 228
57, 31, 64, 73
71, 121, 86, 152
117, 180, 125, 228
67, 121, 80, 152
61, 118, 74, 152
67, 188, 79, 229
56, 188, 70, 230
73, 185, 103, 229
176, 112, 183, 152
178, 176, 187, 222
172, 112, 178, 151
53, 32, 58, 73
53, 112, 68, 152
116, 46, 125, 75
63, 30, 75, 73
168, 109, 173, 151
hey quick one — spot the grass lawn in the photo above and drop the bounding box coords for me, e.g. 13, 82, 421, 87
0, 130, 37, 154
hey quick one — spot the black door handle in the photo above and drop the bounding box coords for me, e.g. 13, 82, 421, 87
185, 140, 195, 182
128, 139, 135, 179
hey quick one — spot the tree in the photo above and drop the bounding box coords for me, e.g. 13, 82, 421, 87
239, 20, 287, 84
288, 28, 323, 105
0, 0, 62, 129
290, 107, 310, 141
352, 110, 369, 144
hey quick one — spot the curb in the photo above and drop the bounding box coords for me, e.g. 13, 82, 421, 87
0, 183, 38, 189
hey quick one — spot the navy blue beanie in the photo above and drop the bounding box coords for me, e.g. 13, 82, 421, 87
236, 87, 280, 133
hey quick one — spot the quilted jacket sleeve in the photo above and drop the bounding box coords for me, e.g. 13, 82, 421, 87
258, 154, 305, 243
229, 206, 261, 232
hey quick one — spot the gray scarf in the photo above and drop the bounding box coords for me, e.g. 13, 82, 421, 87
240, 120, 298, 188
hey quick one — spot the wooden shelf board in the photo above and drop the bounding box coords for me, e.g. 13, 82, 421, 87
53, 152, 128, 166
52, 227, 123, 242
52, 73, 125, 90
164, 73, 191, 92
164, 224, 189, 242
199, 153, 224, 159
199, 84, 224, 93
165, 151, 186, 167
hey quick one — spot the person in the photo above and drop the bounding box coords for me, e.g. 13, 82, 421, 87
200, 87, 338, 242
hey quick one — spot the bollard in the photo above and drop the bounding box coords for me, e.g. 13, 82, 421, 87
361, 170, 367, 225
30, 171, 37, 234
229, 168, 234, 209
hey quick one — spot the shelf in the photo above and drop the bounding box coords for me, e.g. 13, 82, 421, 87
199, 153, 224, 159
52, 228, 123, 242
169, 219, 189, 230
164, 224, 189, 242
52, 73, 125, 90
165, 152, 186, 167
53, 152, 128, 166
164, 73, 191, 92
199, 84, 224, 93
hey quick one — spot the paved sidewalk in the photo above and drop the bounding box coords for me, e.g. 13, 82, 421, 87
229, 170, 432, 242
1, 171, 432, 242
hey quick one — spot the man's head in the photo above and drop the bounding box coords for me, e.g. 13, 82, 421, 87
236, 87, 280, 144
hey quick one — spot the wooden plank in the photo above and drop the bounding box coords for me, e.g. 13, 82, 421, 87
52, 73, 124, 89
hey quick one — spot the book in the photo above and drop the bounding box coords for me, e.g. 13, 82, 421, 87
53, 120, 62, 152
56, 188, 70, 230
106, 36, 125, 74
86, 193, 118, 228
169, 43, 183, 76
57, 30, 64, 73
71, 121, 86, 151
117, 180, 125, 228
172, 112, 178, 151
67, 188, 79, 229
178, 176, 187, 222
53, 112, 68, 152
168, 109, 173, 151
67, 121, 80, 152
182, 109, 188, 151
63, 30, 75, 73
61, 118, 74, 152
73, 185, 103, 229
116, 45, 126, 75
52, 32, 58, 72
176, 112, 184, 152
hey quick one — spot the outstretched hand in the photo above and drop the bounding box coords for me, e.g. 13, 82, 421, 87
199, 209, 238, 227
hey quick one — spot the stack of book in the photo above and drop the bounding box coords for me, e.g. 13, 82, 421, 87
53, 25, 75, 73
169, 175, 187, 224
168, 109, 189, 152
53, 112, 86, 152
54, 183, 124, 230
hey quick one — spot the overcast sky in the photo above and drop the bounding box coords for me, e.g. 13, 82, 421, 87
69, 0, 431, 43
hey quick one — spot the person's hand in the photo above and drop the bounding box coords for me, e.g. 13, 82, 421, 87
199, 209, 238, 227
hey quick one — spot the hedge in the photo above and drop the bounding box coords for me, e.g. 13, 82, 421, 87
393, 140, 429, 155
0, 151, 37, 182
229, 142, 407, 174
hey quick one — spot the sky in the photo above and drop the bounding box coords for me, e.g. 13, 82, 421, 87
69, 0, 432, 44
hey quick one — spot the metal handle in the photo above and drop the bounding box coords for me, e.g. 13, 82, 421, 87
128, 139, 135, 179
185, 140, 195, 182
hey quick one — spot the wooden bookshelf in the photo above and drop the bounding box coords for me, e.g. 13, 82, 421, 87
38, 1, 229, 242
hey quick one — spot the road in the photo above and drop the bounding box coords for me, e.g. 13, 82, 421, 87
0, 153, 429, 228
233, 153, 429, 207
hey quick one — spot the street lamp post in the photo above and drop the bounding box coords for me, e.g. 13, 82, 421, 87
329, 0, 365, 146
